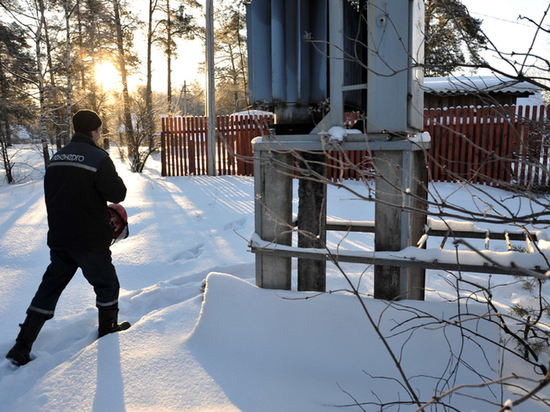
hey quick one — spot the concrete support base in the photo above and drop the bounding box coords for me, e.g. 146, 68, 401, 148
254, 150, 293, 289
252, 136, 429, 298
374, 149, 427, 300
297, 152, 327, 292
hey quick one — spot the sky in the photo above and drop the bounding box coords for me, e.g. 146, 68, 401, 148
449, 0, 549, 75
129, 38, 204, 93
1, 146, 550, 411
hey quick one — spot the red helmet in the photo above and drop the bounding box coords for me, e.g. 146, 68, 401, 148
108, 203, 129, 243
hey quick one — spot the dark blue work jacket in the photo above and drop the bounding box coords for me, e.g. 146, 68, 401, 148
44, 132, 127, 252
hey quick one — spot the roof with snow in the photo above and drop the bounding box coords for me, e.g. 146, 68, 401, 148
423, 75, 539, 97
230, 110, 274, 118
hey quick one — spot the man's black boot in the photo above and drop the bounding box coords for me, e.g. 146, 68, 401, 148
98, 308, 131, 338
6, 314, 46, 366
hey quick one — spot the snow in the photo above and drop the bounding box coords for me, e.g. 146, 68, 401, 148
1, 145, 550, 411
423, 75, 541, 96
324, 126, 347, 142
408, 131, 431, 144
320, 126, 363, 142
230, 110, 273, 119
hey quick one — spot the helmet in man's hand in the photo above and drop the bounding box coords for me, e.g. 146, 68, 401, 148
108, 203, 129, 243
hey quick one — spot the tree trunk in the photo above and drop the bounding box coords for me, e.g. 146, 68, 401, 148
166, 0, 172, 113
112, 0, 135, 156
37, 0, 50, 166
146, 0, 154, 115
64, 0, 73, 144
0, 118, 14, 184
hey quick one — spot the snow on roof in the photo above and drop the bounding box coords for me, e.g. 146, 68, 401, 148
230, 110, 273, 118
424, 75, 539, 96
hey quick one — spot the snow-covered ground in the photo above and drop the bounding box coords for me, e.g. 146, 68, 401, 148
1, 145, 550, 411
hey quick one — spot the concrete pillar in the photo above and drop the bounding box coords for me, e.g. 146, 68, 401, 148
254, 150, 293, 289
408, 150, 428, 300
374, 149, 427, 300
298, 152, 327, 292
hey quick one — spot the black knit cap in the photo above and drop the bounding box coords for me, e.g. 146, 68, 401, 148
73, 110, 102, 134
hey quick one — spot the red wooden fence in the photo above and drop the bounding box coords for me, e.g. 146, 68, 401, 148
424, 105, 518, 188
424, 105, 550, 191
161, 106, 550, 191
161, 114, 273, 177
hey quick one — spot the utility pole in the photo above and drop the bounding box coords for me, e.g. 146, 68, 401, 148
176, 81, 188, 115
205, 0, 216, 176
183, 81, 187, 116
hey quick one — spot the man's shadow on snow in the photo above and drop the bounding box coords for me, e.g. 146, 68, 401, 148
92, 334, 126, 412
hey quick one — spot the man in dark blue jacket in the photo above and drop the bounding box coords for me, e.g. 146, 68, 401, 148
6, 110, 131, 366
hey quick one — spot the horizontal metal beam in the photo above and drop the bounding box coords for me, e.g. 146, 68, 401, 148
302, 220, 536, 241
252, 135, 431, 152
326, 221, 375, 233
427, 229, 537, 242
250, 246, 546, 278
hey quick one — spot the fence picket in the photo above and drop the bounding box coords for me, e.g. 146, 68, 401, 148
235, 116, 246, 175
433, 108, 441, 182
487, 107, 497, 185
457, 107, 466, 178
534, 106, 545, 187
169, 116, 176, 176
217, 115, 227, 175
499, 106, 511, 186
466, 107, 475, 182
542, 106, 550, 188
182, 116, 188, 176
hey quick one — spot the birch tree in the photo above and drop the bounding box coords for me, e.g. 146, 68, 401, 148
214, 0, 247, 114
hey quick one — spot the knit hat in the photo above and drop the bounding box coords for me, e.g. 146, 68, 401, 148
73, 110, 102, 134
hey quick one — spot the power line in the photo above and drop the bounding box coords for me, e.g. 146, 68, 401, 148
470, 11, 536, 28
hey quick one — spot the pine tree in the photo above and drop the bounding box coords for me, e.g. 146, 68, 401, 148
214, 1, 248, 114
156, 0, 201, 113
424, 0, 486, 77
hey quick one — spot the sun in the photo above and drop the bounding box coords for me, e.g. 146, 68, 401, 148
94, 62, 120, 91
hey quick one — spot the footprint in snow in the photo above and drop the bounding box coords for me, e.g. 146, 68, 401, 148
224, 217, 247, 231
171, 243, 204, 263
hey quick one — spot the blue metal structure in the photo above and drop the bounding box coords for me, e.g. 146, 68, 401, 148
246, 0, 329, 125
246, 0, 425, 135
